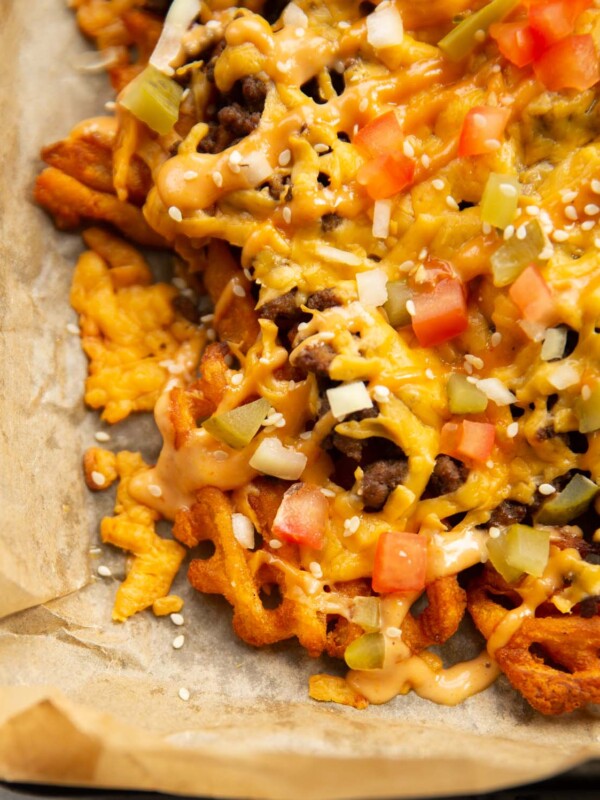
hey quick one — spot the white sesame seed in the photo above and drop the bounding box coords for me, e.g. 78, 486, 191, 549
178, 687, 190, 701
66, 322, 80, 335
346, 516, 360, 533
560, 190, 578, 203
104, 100, 117, 111
465, 354, 484, 369
259, 355, 271, 363
359, 97, 369, 113
373, 385, 390, 402
184, 170, 198, 180
488, 526, 501, 539
486, 459, 494, 469
474, 28, 486, 42
231, 373, 243, 386
446, 195, 459, 210
425, 368, 435, 379
94, 431, 111, 442
282, 206, 292, 224
278, 149, 291, 166
582, 384, 592, 401
232, 283, 246, 297
314, 143, 329, 154
320, 488, 336, 497
269, 539, 283, 549
212, 171, 223, 188
539, 246, 554, 260
213, 450, 229, 461
206, 328, 216, 341
564, 205, 578, 221
552, 229, 569, 242
147, 484, 162, 498
506, 422, 519, 438
582, 220, 596, 231
295, 26, 305, 36
591, 179, 600, 194
515, 224, 527, 240
482, 222, 492, 235
483, 138, 501, 150
538, 483, 556, 496
91, 471, 106, 487
464, 361, 474, 375
585, 204, 600, 216
97, 565, 112, 577
405, 299, 416, 316
309, 561, 323, 579
503, 225, 515, 240
385, 626, 402, 638
168, 206, 183, 222
172, 634, 185, 649
299, 430, 312, 439
170, 613, 184, 626
338, 20, 350, 28
432, 178, 444, 190
421, 154, 431, 168
491, 64, 501, 73
526, 205, 540, 216
403, 140, 415, 158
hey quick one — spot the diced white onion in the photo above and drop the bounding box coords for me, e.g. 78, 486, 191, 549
73, 46, 123, 73
282, 2, 308, 28
366, 2, 404, 50
372, 199, 392, 239
316, 244, 362, 266
541, 327, 567, 362
150, 0, 201, 74
231, 513, 255, 549
241, 151, 274, 187
475, 378, 516, 406
249, 438, 307, 480
326, 382, 373, 420
548, 363, 581, 390
356, 268, 388, 307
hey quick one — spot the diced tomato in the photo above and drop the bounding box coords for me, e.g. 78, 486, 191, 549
489, 21, 545, 67
272, 483, 328, 550
509, 264, 558, 325
458, 106, 511, 157
357, 152, 415, 200
440, 420, 496, 463
372, 531, 427, 595
533, 35, 600, 91
412, 278, 468, 347
528, 0, 593, 46
354, 110, 404, 159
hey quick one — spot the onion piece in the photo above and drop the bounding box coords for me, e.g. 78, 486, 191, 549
475, 378, 516, 406
366, 2, 404, 50
240, 151, 274, 187
548, 363, 581, 390
356, 268, 388, 307
541, 327, 567, 362
231, 513, 255, 549
316, 244, 362, 267
150, 0, 201, 75
282, 2, 308, 28
372, 199, 392, 239
326, 382, 373, 420
249, 437, 307, 480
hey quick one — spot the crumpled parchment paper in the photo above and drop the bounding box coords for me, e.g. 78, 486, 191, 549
0, 2, 599, 797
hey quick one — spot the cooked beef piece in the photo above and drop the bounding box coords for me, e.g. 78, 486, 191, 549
240, 75, 268, 111
487, 500, 528, 527
306, 288, 341, 311
258, 290, 298, 321
172, 295, 199, 324
426, 455, 468, 497
331, 432, 363, 462
198, 73, 267, 154
267, 172, 292, 200
536, 424, 556, 441
321, 213, 343, 232
362, 459, 409, 510
579, 596, 599, 618
293, 342, 336, 376
204, 39, 226, 83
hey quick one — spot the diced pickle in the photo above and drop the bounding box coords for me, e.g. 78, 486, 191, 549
203, 397, 270, 449
490, 218, 550, 287
344, 632, 385, 670
351, 596, 381, 632
487, 524, 550, 582
481, 173, 520, 230
447, 373, 488, 414
541, 327, 567, 362
438, 0, 520, 61
383, 281, 412, 328
536, 474, 599, 525
120, 65, 183, 135
577, 384, 600, 433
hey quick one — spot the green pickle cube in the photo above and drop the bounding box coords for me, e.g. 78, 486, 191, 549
536, 474, 599, 525
351, 596, 381, 632
344, 632, 385, 670
120, 65, 183, 135
577, 384, 600, 434
480, 173, 520, 230
203, 397, 270, 449
384, 281, 413, 328
487, 524, 550, 582
447, 373, 488, 414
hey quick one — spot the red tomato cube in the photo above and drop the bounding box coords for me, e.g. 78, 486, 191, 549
412, 279, 468, 347
354, 110, 404, 159
357, 152, 415, 200
533, 35, 600, 92
272, 483, 328, 550
372, 531, 428, 595
458, 106, 511, 157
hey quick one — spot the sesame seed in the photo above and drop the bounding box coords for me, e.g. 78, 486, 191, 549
582, 384, 592, 401
399, 260, 415, 272
97, 565, 112, 577
278, 149, 291, 166
446, 195, 459, 210
582, 220, 596, 231
282, 206, 292, 224
561, 189, 578, 203
213, 450, 229, 461
228, 150, 242, 170
269, 539, 283, 549
425, 368, 435, 379
91, 471, 106, 486
206, 328, 216, 341
320, 488, 336, 497
539, 483, 556, 496
591, 179, 600, 195
104, 100, 116, 111
373, 385, 390, 402
486, 459, 494, 469
552, 229, 569, 242
295, 26, 305, 36
385, 626, 402, 638
585, 204, 600, 216
432, 178, 444, 190
309, 561, 323, 579
488, 527, 501, 539
178, 688, 190, 701
483, 138, 501, 150
259, 356, 270, 363
170, 613, 184, 626
564, 205, 578, 221
231, 373, 243, 386
184, 170, 198, 180
474, 28, 486, 42
168, 206, 183, 222
421, 154, 431, 168
405, 299, 416, 316
212, 171, 223, 188
172, 634, 185, 650
506, 422, 519, 438
526, 205, 540, 216
465, 354, 484, 369
66, 322, 80, 335
232, 283, 245, 297
515, 224, 527, 240
464, 361, 473, 375
299, 430, 312, 440
403, 140, 415, 158
94, 431, 110, 442
358, 97, 369, 113
338, 20, 350, 28
314, 143, 329, 154
345, 516, 360, 534
482, 222, 492, 235
503, 225, 515, 240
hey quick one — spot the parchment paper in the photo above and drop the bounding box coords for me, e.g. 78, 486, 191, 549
1, 2, 599, 797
